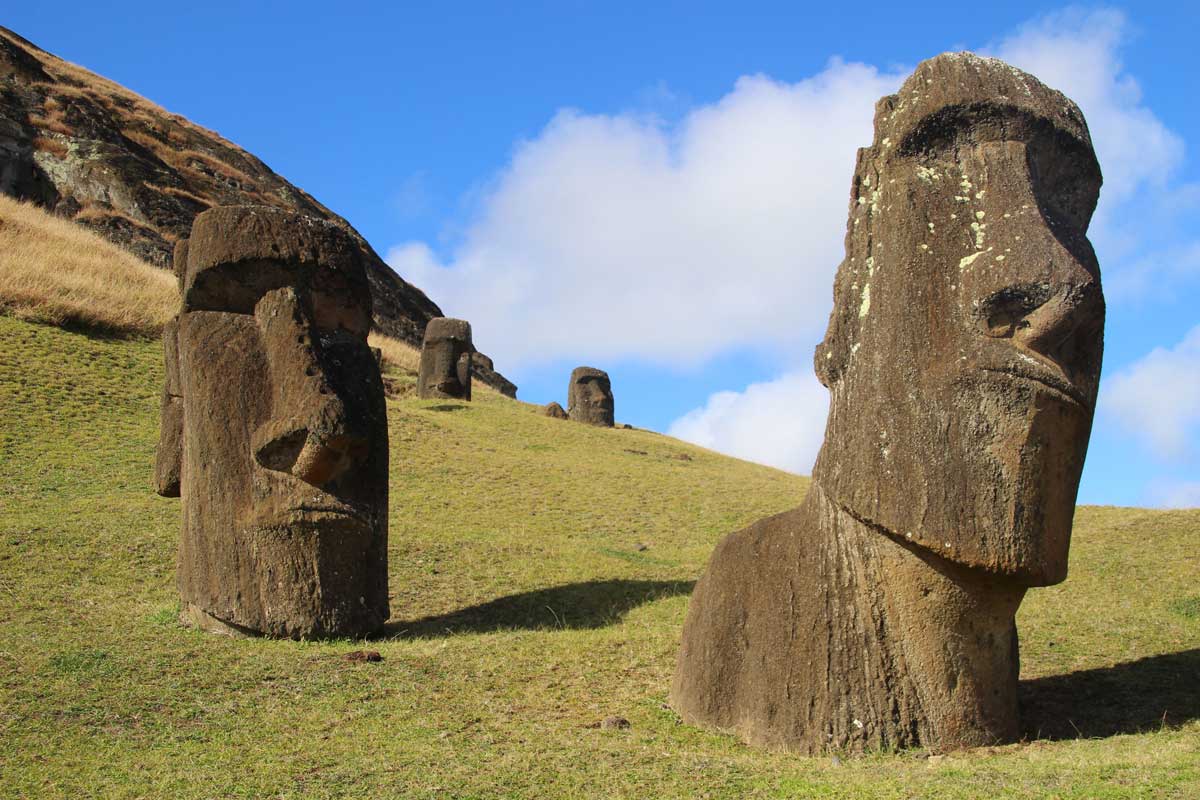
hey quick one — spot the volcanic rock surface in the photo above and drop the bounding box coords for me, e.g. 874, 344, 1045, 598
671, 52, 1106, 754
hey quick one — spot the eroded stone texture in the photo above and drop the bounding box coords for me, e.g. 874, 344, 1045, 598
153, 315, 182, 497
672, 53, 1105, 753
567, 367, 614, 427
154, 205, 389, 640
543, 401, 568, 419
418, 317, 472, 400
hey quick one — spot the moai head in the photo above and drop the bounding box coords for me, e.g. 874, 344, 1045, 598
568, 367, 614, 427
155, 206, 389, 639
812, 53, 1104, 587
418, 317, 473, 400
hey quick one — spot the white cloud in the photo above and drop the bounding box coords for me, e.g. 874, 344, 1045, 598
1146, 480, 1200, 509
1103, 325, 1200, 460
666, 372, 828, 474
388, 59, 905, 368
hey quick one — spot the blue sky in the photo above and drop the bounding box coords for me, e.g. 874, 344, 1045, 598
7, 2, 1198, 507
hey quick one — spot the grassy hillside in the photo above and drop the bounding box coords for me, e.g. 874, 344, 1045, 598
0, 312, 1197, 799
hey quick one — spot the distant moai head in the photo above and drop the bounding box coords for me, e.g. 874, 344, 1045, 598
154, 205, 389, 639
568, 367, 614, 427
418, 317, 473, 400
812, 53, 1105, 586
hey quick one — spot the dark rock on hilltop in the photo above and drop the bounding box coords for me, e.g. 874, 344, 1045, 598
0, 25, 514, 395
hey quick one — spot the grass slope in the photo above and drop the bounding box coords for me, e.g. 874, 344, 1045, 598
1, 314, 1198, 799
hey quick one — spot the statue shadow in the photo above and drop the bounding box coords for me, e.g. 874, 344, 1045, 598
380, 579, 694, 639
1020, 649, 1200, 740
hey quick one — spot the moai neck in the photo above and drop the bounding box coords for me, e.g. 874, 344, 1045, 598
810, 483, 1027, 749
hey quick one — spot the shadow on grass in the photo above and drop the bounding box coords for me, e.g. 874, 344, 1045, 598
381, 579, 694, 638
1020, 648, 1200, 740
427, 403, 468, 412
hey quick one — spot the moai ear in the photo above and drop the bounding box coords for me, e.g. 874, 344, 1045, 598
154, 316, 183, 497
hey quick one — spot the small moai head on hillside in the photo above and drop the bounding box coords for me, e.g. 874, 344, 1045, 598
811, 53, 1105, 586
543, 401, 568, 420
568, 367, 614, 427
418, 317, 473, 401
154, 205, 389, 639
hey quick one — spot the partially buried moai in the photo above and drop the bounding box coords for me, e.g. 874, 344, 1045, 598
567, 367, 614, 427
418, 317, 472, 400
672, 53, 1105, 753
154, 206, 390, 639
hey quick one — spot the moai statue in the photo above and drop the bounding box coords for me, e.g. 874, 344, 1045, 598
154, 206, 390, 639
418, 317, 472, 400
567, 367, 614, 427
543, 401, 568, 419
672, 53, 1105, 753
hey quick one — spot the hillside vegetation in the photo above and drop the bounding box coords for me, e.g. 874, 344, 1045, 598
0, 196, 422, 370
0, 308, 1198, 798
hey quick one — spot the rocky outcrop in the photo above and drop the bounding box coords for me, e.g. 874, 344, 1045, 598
0, 25, 514, 395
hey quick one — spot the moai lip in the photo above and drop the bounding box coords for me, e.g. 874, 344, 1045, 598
155, 206, 390, 640
671, 52, 1105, 753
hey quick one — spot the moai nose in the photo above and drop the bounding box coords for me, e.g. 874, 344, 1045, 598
252, 416, 369, 488
253, 286, 372, 487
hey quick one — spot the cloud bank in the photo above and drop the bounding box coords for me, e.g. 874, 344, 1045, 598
389, 59, 904, 368
666, 372, 828, 474
1104, 324, 1200, 460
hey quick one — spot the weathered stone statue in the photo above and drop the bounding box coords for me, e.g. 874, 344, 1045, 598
418, 317, 473, 400
543, 401, 568, 419
671, 53, 1105, 753
568, 367, 615, 427
154, 205, 390, 639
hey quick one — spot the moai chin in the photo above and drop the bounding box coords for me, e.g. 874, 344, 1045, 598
671, 53, 1105, 753
154, 206, 390, 640
568, 367, 614, 427
418, 317, 473, 400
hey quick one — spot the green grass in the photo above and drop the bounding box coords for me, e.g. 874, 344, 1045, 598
1, 313, 1197, 799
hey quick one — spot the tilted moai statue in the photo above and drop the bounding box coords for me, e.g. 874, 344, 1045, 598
672, 53, 1105, 753
567, 367, 614, 427
154, 206, 390, 639
418, 317, 473, 400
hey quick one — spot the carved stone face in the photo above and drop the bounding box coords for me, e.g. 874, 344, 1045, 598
568, 367, 615, 427
813, 55, 1105, 586
155, 206, 389, 638
418, 317, 473, 400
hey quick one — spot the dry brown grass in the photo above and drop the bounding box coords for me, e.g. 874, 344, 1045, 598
152, 184, 213, 209
32, 136, 69, 159
369, 332, 422, 375
0, 195, 176, 336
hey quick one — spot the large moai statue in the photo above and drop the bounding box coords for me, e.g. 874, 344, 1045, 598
672, 53, 1105, 753
418, 317, 473, 400
567, 367, 615, 427
154, 206, 390, 639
